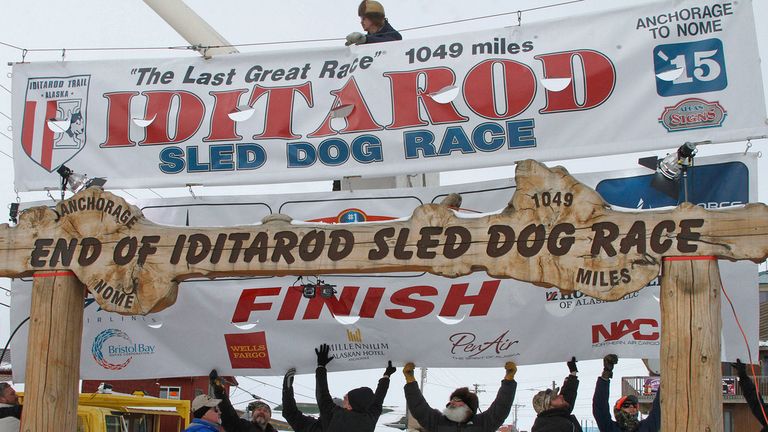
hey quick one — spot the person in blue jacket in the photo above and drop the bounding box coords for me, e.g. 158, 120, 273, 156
184, 394, 222, 432
345, 1, 402, 46
592, 354, 660, 432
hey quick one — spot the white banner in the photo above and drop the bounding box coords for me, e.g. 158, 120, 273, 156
10, 153, 759, 380
11, 1, 767, 191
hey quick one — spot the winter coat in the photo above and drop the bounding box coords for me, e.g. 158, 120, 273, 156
592, 377, 660, 432
364, 20, 402, 44
0, 403, 20, 432
531, 375, 582, 432
214, 386, 278, 432
737, 370, 768, 432
282, 382, 322, 432
404, 379, 517, 432
184, 418, 221, 432
316, 366, 389, 432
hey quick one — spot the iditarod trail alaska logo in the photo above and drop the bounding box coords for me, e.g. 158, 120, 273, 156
21, 75, 90, 171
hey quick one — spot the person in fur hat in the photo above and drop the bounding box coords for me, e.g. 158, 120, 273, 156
314, 343, 394, 432
531, 357, 582, 432
345, 0, 402, 46
593, 354, 660, 432
403, 361, 517, 431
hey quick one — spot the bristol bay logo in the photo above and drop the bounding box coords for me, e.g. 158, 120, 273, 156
21, 75, 90, 171
448, 330, 519, 360
91, 328, 155, 370
658, 98, 726, 133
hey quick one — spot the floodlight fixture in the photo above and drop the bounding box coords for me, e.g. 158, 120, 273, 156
56, 164, 107, 199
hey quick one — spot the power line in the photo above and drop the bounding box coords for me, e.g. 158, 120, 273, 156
0, 0, 585, 54
0, 83, 10, 94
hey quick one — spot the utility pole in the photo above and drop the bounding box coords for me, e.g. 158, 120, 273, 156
471, 383, 486, 394
512, 403, 524, 430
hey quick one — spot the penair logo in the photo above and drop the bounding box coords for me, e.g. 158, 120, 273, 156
658, 98, 726, 132
448, 330, 519, 360
308, 208, 396, 224
21, 75, 90, 171
224, 331, 271, 369
91, 328, 155, 370
591, 318, 659, 346
329, 329, 389, 362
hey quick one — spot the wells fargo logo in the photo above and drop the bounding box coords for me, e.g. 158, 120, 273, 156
591, 318, 659, 346
658, 98, 726, 132
224, 331, 271, 369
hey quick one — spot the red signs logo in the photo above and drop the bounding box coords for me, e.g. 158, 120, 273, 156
591, 318, 659, 345
224, 331, 271, 369
658, 98, 726, 132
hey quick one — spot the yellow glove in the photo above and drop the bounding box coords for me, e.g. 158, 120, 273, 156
403, 362, 416, 383
504, 361, 517, 380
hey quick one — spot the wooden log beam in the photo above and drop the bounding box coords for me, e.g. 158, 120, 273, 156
21, 271, 84, 432
660, 257, 723, 431
1, 160, 767, 315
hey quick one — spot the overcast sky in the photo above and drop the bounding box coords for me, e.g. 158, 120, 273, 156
1, 1, 767, 430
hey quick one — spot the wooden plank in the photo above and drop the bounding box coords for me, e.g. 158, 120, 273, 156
21, 272, 84, 432
1, 160, 767, 315
660, 257, 723, 431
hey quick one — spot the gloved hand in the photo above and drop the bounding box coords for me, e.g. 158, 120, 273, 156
315, 344, 334, 367
345, 32, 366, 46
403, 362, 416, 383
567, 356, 578, 374
601, 354, 618, 380
209, 369, 224, 391
731, 359, 747, 377
384, 361, 396, 378
504, 361, 517, 381
283, 367, 296, 389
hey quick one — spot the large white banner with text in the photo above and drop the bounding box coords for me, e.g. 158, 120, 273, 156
11, 1, 767, 191
10, 153, 760, 379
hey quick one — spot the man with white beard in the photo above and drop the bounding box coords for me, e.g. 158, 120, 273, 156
403, 362, 517, 431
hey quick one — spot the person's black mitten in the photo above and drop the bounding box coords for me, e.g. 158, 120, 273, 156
384, 361, 396, 378
602, 354, 619, 380
283, 367, 296, 389
315, 344, 334, 367
731, 359, 747, 378
567, 356, 578, 375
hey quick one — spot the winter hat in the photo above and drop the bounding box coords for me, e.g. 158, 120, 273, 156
347, 387, 375, 412
358, 0, 385, 17
250, 401, 272, 414
447, 387, 479, 415
191, 394, 221, 412
532, 388, 558, 414
614, 395, 639, 411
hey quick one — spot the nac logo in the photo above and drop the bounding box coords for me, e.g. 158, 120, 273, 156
591, 318, 659, 344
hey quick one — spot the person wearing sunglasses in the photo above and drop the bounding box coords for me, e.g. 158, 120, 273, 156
592, 354, 660, 432
185, 394, 223, 431
531, 357, 582, 432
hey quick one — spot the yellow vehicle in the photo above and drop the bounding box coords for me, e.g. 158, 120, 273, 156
20, 391, 190, 432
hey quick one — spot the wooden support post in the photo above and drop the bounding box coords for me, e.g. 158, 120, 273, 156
660, 257, 723, 432
22, 271, 85, 432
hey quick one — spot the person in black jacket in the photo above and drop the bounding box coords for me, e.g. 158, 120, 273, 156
403, 361, 517, 432
345, 1, 402, 46
210, 370, 278, 432
531, 357, 582, 432
592, 354, 660, 432
733, 359, 768, 431
282, 367, 322, 432
315, 343, 393, 432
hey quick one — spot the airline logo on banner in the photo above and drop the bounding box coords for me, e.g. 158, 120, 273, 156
10, 1, 767, 191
